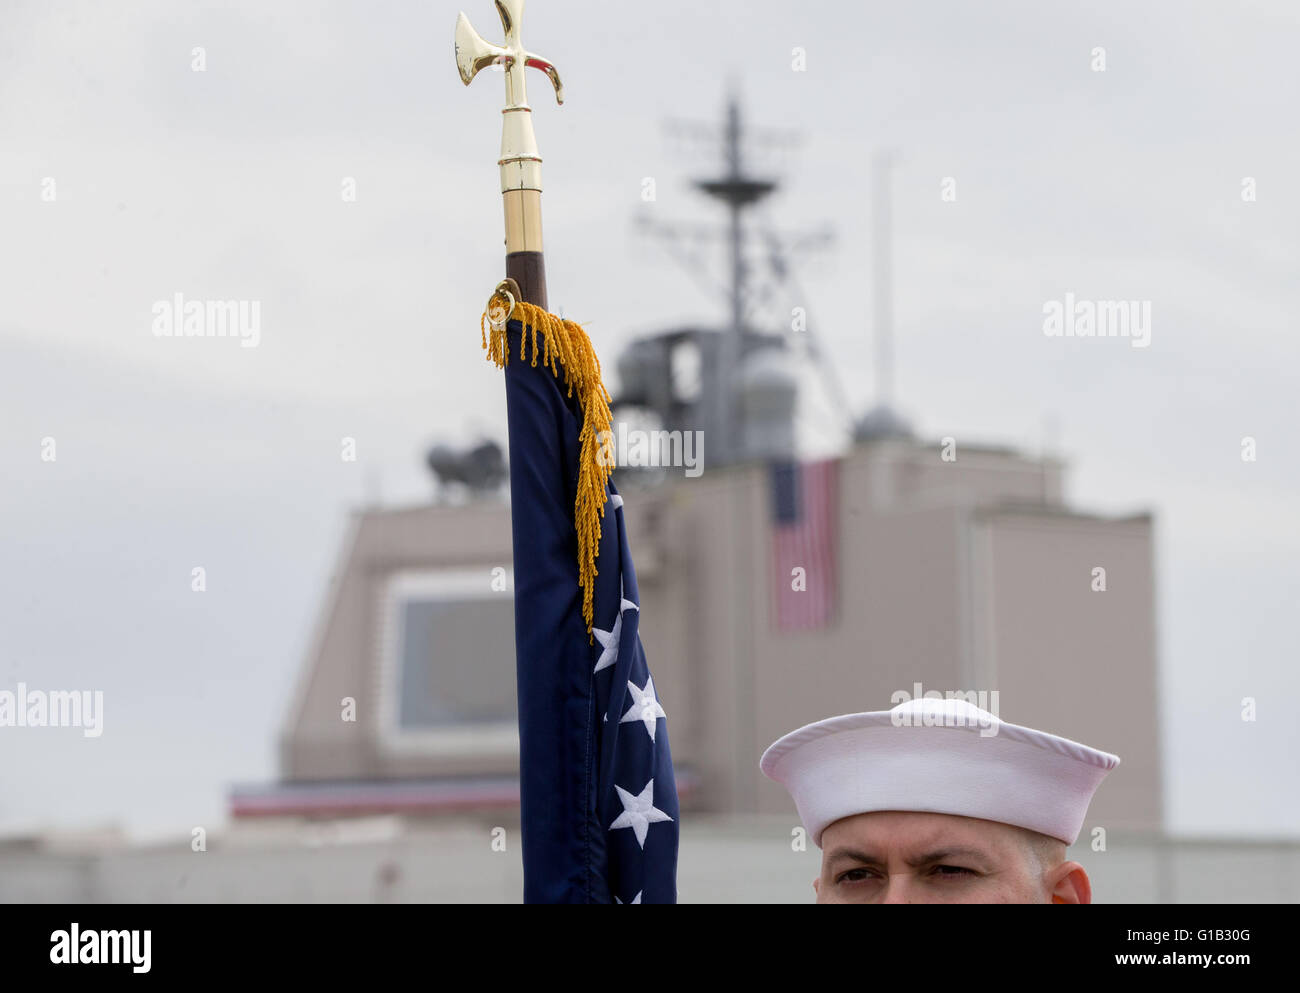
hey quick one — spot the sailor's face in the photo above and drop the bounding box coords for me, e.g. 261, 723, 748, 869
814, 810, 1087, 904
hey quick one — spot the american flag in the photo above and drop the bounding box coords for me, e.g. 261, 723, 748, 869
501, 316, 679, 903
769, 458, 839, 631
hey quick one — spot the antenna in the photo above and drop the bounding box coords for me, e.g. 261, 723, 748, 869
637, 92, 818, 463
853, 150, 913, 443
872, 150, 898, 409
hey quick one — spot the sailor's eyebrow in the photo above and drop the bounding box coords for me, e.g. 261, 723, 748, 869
825, 845, 996, 873
904, 846, 992, 868
823, 846, 881, 868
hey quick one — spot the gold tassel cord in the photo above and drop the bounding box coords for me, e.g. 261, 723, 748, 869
481, 289, 613, 639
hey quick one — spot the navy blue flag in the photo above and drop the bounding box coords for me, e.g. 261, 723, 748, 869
501, 317, 680, 904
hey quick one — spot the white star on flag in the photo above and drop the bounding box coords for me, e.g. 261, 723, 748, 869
620, 675, 666, 741
608, 779, 673, 848
591, 579, 639, 674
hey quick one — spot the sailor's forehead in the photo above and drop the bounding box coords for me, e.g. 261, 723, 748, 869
820, 810, 1021, 853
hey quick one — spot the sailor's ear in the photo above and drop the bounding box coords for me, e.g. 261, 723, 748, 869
812, 876, 821, 898
1048, 862, 1091, 905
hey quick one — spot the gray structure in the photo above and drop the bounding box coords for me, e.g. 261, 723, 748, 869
270, 94, 1165, 833
257, 93, 1165, 888
269, 433, 1161, 845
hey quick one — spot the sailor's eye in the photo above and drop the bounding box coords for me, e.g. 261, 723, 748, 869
837, 868, 873, 884
933, 865, 976, 877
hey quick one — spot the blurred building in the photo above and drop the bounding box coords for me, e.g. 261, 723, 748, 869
243, 94, 1166, 885
9, 438, 1290, 904
264, 96, 1160, 836
264, 432, 1160, 843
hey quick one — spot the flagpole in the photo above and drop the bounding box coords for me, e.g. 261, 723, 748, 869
455, 0, 563, 309
456, 2, 682, 902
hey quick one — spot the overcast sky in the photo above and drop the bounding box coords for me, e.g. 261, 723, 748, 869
1, 0, 1297, 841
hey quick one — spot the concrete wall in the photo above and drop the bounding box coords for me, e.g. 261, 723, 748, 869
627, 441, 1162, 827
3, 819, 1294, 904
977, 509, 1162, 833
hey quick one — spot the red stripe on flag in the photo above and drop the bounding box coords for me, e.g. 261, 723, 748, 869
770, 459, 838, 631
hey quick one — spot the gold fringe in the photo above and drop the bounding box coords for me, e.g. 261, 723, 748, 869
481, 297, 613, 639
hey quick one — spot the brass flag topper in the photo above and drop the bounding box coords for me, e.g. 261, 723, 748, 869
455, 0, 563, 308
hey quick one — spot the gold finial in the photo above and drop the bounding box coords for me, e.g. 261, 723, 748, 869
455, 0, 564, 197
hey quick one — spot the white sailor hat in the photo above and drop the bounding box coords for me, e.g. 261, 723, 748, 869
760, 697, 1120, 847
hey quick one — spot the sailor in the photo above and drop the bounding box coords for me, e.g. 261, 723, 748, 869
760, 697, 1120, 904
